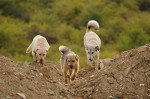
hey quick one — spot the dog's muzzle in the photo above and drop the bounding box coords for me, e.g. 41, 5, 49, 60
40, 59, 43, 64
70, 65, 73, 69
89, 58, 93, 61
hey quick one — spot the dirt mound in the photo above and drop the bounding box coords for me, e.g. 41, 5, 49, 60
0, 44, 150, 99
0, 57, 75, 99
69, 44, 150, 99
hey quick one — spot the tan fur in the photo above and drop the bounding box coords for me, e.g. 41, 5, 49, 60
59, 45, 79, 84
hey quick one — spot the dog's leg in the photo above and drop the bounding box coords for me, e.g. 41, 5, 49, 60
63, 68, 68, 84
92, 60, 96, 67
88, 60, 93, 67
90, 61, 93, 67
68, 69, 73, 83
87, 54, 89, 65
86, 53, 93, 67
32, 51, 37, 62
71, 67, 78, 81
95, 53, 100, 71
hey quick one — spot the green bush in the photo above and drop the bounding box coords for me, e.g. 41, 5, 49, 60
0, 0, 150, 68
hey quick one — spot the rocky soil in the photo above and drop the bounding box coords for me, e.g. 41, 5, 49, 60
0, 44, 150, 99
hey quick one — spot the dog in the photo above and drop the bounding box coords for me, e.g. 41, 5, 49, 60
84, 20, 101, 71
59, 45, 79, 84
26, 35, 50, 65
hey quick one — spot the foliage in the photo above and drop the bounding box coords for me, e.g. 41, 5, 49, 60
0, 0, 150, 68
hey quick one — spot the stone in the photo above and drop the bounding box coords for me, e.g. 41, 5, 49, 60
0, 79, 5, 84
123, 67, 131, 76
17, 93, 26, 99
48, 89, 55, 95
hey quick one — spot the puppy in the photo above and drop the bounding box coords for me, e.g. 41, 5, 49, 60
59, 45, 79, 84
84, 20, 101, 71
26, 35, 50, 65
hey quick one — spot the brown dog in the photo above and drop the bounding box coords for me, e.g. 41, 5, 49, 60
59, 45, 79, 84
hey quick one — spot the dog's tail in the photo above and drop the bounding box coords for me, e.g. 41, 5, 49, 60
86, 20, 99, 32
59, 45, 70, 54
26, 43, 32, 53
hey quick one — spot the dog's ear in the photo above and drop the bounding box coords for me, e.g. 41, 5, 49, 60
85, 45, 88, 50
36, 49, 39, 52
95, 46, 100, 51
75, 55, 79, 61
46, 49, 48, 53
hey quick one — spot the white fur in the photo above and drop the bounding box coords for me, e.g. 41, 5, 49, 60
26, 35, 50, 63
86, 20, 99, 32
84, 20, 101, 71
59, 45, 71, 54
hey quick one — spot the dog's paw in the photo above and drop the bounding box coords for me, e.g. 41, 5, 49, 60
33, 60, 38, 63
40, 62, 45, 66
71, 76, 75, 81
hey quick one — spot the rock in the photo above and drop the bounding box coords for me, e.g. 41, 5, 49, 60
17, 93, 26, 99
6, 96, 10, 99
90, 75, 94, 78
100, 60, 104, 69
14, 72, 24, 80
0, 79, 5, 84
96, 89, 98, 91
107, 77, 116, 84
119, 75, 123, 80
27, 85, 35, 91
14, 72, 19, 76
86, 87, 93, 91
48, 89, 55, 95
140, 83, 144, 87
113, 91, 123, 98
99, 58, 113, 69
39, 73, 43, 76
109, 96, 113, 98
137, 45, 147, 52
24, 61, 30, 66
123, 67, 132, 76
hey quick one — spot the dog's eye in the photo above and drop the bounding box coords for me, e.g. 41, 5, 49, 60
39, 54, 41, 56
43, 54, 45, 56
68, 60, 71, 63
72, 60, 75, 63
91, 52, 94, 54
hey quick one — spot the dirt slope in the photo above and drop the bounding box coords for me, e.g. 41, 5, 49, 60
0, 44, 150, 99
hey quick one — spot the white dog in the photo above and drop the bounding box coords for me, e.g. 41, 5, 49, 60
59, 45, 79, 84
26, 35, 50, 65
84, 20, 101, 71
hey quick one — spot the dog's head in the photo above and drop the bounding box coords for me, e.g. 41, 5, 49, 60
85, 45, 100, 61
35, 48, 48, 63
65, 54, 79, 69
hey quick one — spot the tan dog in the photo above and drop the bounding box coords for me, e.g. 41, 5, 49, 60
59, 45, 79, 84
84, 20, 101, 71
26, 35, 50, 65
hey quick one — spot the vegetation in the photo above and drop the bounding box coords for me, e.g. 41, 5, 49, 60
0, 0, 150, 68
